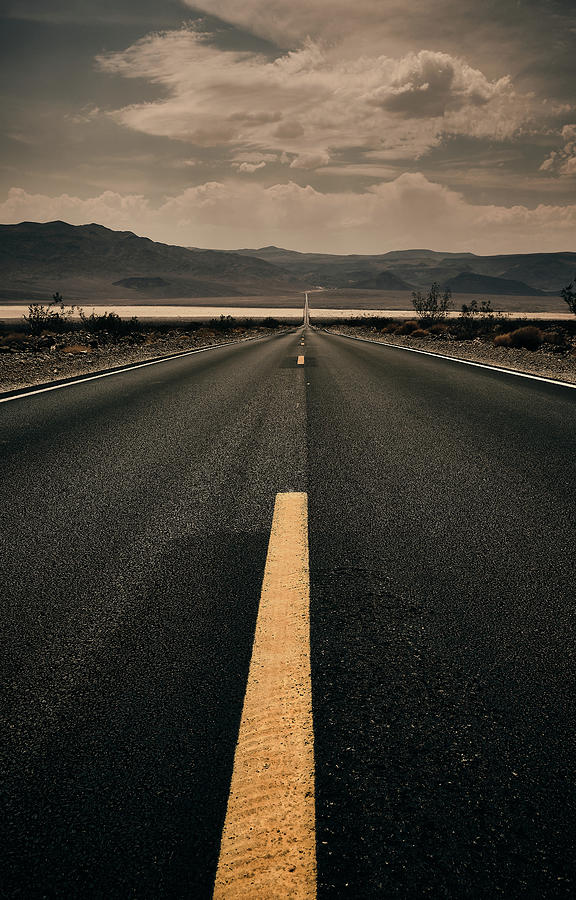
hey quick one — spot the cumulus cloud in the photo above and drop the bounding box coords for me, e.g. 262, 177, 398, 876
182, 0, 576, 103
97, 29, 536, 166
369, 51, 511, 118
289, 150, 331, 170
0, 187, 151, 232
2, 175, 575, 254
541, 125, 576, 176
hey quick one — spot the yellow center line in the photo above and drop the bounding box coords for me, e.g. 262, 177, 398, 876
297, 355, 305, 365
213, 493, 316, 899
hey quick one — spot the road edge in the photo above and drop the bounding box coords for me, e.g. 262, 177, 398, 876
0, 329, 296, 404
318, 328, 576, 390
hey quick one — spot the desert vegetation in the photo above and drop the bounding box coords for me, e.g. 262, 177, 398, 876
323, 311, 575, 350
0, 299, 288, 391
411, 282, 453, 324
561, 276, 576, 317
0, 311, 284, 352
0, 296, 285, 346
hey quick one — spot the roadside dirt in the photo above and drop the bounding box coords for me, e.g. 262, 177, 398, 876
0, 327, 287, 393
324, 326, 576, 385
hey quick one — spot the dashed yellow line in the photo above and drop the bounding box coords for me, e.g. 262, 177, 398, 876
213, 492, 316, 899
297, 355, 305, 365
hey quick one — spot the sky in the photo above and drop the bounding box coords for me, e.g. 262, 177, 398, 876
1, 0, 575, 253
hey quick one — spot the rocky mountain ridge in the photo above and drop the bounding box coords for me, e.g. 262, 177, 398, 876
0, 221, 304, 300
1, 222, 574, 301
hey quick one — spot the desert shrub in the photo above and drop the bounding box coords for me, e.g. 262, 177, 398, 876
429, 323, 447, 335
80, 310, 122, 335
209, 315, 236, 332
24, 293, 78, 335
396, 319, 420, 335
508, 326, 543, 350
495, 327, 543, 350
23, 291, 82, 335
457, 299, 501, 339
411, 282, 452, 324
25, 305, 61, 334
82, 311, 140, 340
457, 304, 478, 338
461, 298, 496, 319
261, 316, 280, 328
367, 317, 391, 330
411, 328, 430, 337
561, 277, 576, 316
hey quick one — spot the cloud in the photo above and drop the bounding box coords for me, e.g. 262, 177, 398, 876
231, 151, 279, 172
541, 124, 576, 176
0, 187, 151, 232
67, 105, 102, 125
183, 0, 576, 82
2, 175, 575, 254
234, 161, 267, 173
182, 0, 379, 47
369, 51, 511, 118
289, 150, 331, 170
96, 28, 537, 167
181, 0, 468, 50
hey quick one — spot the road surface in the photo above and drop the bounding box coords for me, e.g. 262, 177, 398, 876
1, 327, 575, 897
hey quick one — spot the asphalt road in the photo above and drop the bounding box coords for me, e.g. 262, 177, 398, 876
1, 327, 576, 898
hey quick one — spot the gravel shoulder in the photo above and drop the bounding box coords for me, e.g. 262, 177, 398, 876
323, 325, 576, 385
0, 327, 288, 393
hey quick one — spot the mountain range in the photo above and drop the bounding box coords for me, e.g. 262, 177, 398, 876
0, 221, 304, 301
233, 246, 576, 295
0, 221, 574, 301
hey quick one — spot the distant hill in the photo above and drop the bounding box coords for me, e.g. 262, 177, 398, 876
444, 272, 546, 296
351, 270, 414, 291
492, 255, 576, 292
1, 224, 573, 302
236, 246, 576, 294
0, 221, 304, 300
